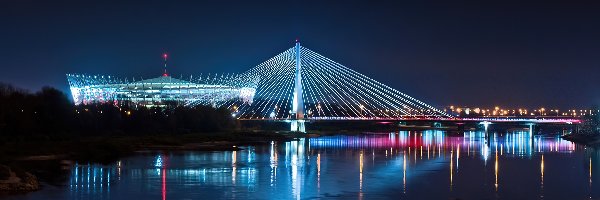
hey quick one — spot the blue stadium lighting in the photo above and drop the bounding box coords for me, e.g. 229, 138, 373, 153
66, 73, 256, 108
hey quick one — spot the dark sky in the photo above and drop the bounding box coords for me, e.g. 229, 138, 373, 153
1, 1, 599, 108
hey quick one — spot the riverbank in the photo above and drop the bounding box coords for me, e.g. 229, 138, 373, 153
0, 164, 39, 194
1, 131, 309, 162
0, 130, 311, 194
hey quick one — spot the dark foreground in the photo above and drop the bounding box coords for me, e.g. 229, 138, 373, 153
4, 131, 600, 200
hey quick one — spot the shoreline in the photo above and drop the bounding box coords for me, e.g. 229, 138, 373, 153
2, 131, 308, 160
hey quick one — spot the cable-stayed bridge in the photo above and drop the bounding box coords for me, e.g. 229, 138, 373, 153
222, 41, 451, 120
218, 41, 579, 126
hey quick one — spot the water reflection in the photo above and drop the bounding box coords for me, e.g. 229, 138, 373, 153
494, 152, 498, 191
19, 131, 600, 199
541, 154, 545, 199
309, 131, 577, 160
69, 164, 112, 199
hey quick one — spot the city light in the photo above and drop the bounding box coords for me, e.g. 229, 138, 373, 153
445, 105, 595, 118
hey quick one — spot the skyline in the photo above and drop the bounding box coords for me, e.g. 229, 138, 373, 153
1, 1, 600, 108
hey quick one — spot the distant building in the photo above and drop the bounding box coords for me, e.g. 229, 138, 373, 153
66, 74, 256, 108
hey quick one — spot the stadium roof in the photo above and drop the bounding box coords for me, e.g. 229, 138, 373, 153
133, 76, 193, 85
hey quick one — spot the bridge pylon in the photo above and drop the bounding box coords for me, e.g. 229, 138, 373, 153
292, 40, 304, 119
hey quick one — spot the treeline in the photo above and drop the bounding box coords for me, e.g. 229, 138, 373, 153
0, 83, 236, 138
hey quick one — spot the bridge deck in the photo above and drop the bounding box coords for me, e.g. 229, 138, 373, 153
239, 117, 581, 124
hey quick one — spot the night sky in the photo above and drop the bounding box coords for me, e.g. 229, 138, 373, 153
1, 1, 599, 108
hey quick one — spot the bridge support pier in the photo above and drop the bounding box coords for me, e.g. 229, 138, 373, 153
290, 120, 305, 133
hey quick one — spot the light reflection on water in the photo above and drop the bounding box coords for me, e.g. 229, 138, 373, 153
14, 131, 600, 199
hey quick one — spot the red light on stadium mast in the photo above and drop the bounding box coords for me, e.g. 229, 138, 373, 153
162, 53, 169, 77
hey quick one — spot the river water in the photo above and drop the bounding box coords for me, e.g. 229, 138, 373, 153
8, 131, 600, 199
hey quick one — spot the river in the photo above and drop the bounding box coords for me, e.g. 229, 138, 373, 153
8, 130, 600, 199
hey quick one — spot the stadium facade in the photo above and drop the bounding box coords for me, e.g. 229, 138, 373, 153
66, 73, 256, 108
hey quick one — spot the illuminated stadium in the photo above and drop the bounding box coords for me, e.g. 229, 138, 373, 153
67, 54, 256, 108
66, 73, 256, 108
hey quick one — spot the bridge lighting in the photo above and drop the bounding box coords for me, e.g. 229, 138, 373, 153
71, 42, 454, 119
